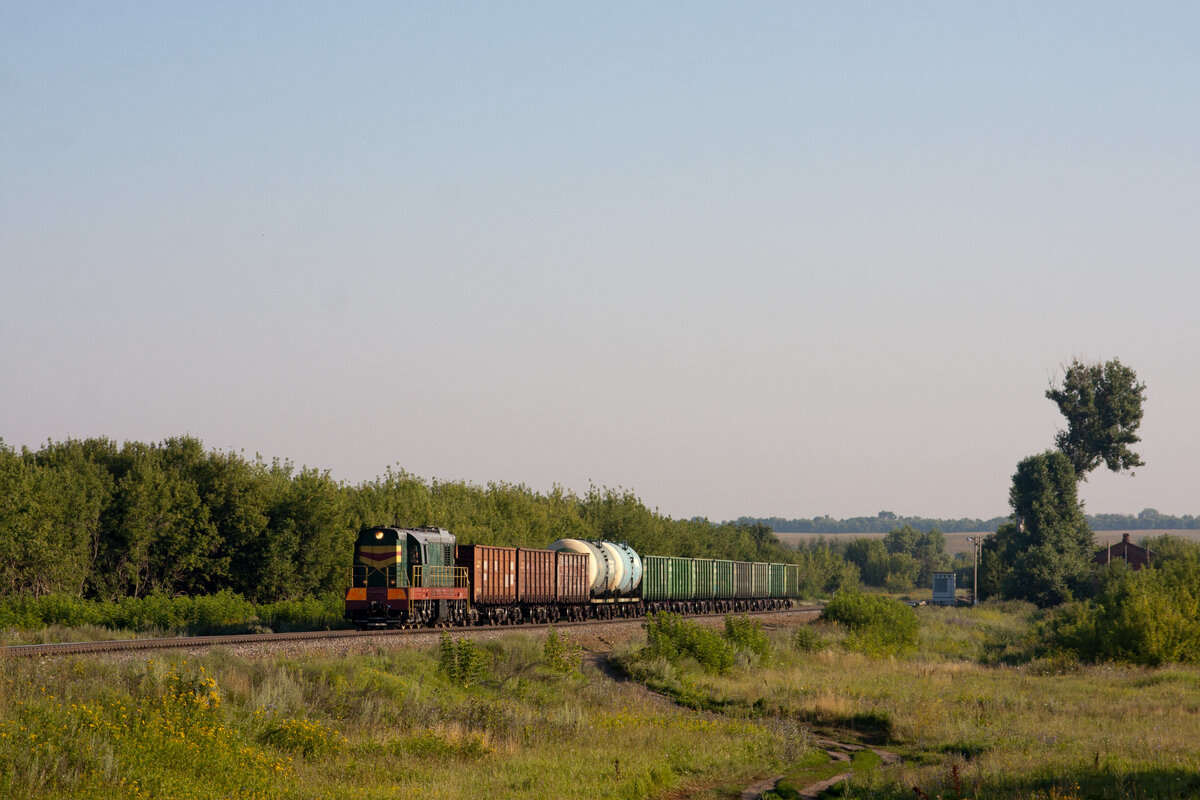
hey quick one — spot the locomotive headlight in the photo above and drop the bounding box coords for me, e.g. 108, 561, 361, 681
375, 531, 384, 540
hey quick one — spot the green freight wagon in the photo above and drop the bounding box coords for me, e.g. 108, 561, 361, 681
642, 555, 670, 601
670, 556, 695, 599
786, 563, 801, 598
642, 555, 697, 601
713, 560, 735, 599
733, 561, 752, 598
693, 559, 716, 599
751, 562, 770, 598
768, 563, 787, 598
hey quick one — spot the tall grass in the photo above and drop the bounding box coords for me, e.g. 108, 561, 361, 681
618, 602, 1200, 799
0, 591, 348, 643
6, 603, 1199, 799
0, 630, 810, 799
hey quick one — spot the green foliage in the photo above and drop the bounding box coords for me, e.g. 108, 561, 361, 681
1, 436, 829, 609
542, 629, 583, 674
985, 451, 1095, 608
839, 533, 936, 591
0, 590, 347, 636
1140, 533, 1200, 563
394, 729, 491, 760
1044, 559, 1200, 665
841, 538, 888, 586
884, 525, 951, 586
257, 715, 346, 758
793, 541, 859, 595
790, 626, 828, 653
439, 633, 491, 687
617, 614, 783, 709
256, 591, 345, 632
1046, 357, 1146, 478
819, 590, 919, 656
723, 616, 772, 663
641, 613, 736, 674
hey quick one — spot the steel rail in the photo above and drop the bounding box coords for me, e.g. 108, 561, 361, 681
1, 606, 822, 659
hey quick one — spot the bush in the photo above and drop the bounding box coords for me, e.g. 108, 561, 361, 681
723, 616, 771, 663
186, 590, 259, 634
1043, 560, 1200, 665
819, 590, 919, 657
0, 590, 353, 638
257, 716, 346, 758
642, 613, 736, 675
258, 592, 346, 632
543, 629, 583, 673
0, 594, 103, 629
439, 633, 490, 687
790, 626, 828, 653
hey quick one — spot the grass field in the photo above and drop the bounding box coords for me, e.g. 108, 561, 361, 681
774, 530, 1200, 556
3, 601, 1199, 799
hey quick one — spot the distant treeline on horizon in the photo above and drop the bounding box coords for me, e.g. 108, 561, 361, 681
736, 509, 1200, 534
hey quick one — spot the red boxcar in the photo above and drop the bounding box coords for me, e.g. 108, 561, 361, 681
517, 548, 556, 604
556, 550, 589, 605
456, 544, 517, 606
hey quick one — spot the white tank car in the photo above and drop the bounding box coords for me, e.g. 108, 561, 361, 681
549, 539, 643, 598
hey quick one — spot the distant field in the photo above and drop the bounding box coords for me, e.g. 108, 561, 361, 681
774, 529, 1200, 556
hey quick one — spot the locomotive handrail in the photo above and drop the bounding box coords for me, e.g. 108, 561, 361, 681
347, 564, 407, 588
412, 565, 468, 589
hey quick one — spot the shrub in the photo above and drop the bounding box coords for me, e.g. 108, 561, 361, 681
819, 590, 919, 657
0, 593, 104, 629
790, 626, 828, 653
723, 615, 771, 663
439, 633, 490, 687
1043, 559, 1200, 665
258, 592, 346, 632
395, 729, 491, 760
257, 716, 346, 758
187, 590, 258, 634
543, 629, 583, 673
642, 613, 735, 674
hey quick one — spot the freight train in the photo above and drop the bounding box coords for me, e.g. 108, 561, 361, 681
344, 525, 800, 628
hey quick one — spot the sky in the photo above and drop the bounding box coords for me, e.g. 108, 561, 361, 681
3, 3, 1198, 523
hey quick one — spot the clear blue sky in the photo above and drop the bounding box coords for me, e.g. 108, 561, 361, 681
3, 3, 1198, 522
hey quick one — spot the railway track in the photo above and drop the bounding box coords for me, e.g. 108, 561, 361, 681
1, 606, 822, 659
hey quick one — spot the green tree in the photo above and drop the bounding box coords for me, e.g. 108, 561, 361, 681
794, 543, 859, 596
100, 446, 219, 598
0, 441, 50, 596
1046, 358, 1147, 478
27, 439, 115, 596
345, 467, 434, 533
884, 525, 950, 586
843, 538, 889, 586
1048, 558, 1200, 665
986, 451, 1094, 607
262, 466, 350, 599
194, 449, 278, 598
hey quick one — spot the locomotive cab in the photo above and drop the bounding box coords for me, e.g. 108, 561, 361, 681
345, 526, 467, 627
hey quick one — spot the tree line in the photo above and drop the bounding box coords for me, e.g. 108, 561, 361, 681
738, 509, 1197, 534
738, 513, 1007, 534
800, 525, 953, 592
0, 436, 834, 604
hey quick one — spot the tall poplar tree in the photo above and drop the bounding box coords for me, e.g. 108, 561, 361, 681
985, 358, 1146, 607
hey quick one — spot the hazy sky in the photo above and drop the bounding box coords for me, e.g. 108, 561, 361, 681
3, 3, 1197, 523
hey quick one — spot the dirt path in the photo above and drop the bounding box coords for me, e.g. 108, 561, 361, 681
741, 739, 901, 800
